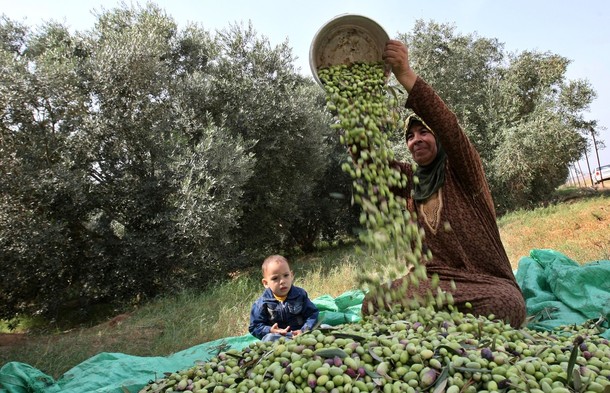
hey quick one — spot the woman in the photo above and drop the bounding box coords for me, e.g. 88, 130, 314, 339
364, 40, 526, 327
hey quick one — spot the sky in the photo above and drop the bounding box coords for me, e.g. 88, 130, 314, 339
2, 0, 610, 174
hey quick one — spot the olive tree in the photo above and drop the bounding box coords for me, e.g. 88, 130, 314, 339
1, 18, 103, 319
487, 51, 589, 210
0, 8, 257, 319
198, 22, 346, 258
559, 80, 604, 185
0, 4, 354, 320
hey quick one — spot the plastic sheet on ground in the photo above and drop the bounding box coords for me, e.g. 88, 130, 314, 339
0, 290, 364, 393
515, 248, 610, 338
2, 251, 609, 392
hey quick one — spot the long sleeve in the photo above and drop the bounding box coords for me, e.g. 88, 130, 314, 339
404, 76, 516, 283
248, 297, 271, 340
406, 77, 495, 216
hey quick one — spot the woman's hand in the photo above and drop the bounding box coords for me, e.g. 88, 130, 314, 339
383, 40, 417, 92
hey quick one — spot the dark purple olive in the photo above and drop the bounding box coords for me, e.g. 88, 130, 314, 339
358, 367, 366, 377
498, 379, 510, 389
333, 357, 343, 367
481, 347, 493, 361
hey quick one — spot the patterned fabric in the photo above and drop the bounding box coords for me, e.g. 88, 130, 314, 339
363, 77, 526, 327
419, 188, 443, 234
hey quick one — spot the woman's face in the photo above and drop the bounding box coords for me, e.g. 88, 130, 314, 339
406, 123, 438, 166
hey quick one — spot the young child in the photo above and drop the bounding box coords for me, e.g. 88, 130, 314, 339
249, 255, 319, 341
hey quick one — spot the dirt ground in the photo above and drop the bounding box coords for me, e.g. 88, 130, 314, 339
0, 333, 28, 347
0, 313, 132, 353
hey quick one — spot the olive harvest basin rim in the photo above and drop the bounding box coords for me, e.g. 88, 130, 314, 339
309, 13, 390, 87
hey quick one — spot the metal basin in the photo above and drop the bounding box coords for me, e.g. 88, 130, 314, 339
309, 13, 389, 87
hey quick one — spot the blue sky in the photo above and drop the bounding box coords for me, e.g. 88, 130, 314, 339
3, 0, 610, 171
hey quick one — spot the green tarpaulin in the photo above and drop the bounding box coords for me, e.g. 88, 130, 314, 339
0, 290, 365, 393
2, 250, 609, 393
515, 248, 610, 337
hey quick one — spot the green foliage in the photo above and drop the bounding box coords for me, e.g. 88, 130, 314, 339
169, 119, 255, 277
199, 22, 349, 257
488, 51, 588, 211
0, 4, 351, 321
490, 112, 583, 209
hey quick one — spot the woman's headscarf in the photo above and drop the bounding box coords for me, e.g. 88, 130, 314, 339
405, 114, 447, 201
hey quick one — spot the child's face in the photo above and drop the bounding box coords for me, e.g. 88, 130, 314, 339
262, 260, 294, 297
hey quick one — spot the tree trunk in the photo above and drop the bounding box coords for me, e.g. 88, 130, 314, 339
590, 127, 605, 188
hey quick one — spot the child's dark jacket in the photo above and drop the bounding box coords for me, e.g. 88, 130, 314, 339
248, 286, 319, 340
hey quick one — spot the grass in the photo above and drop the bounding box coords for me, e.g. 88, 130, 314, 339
1, 189, 609, 379
498, 189, 610, 268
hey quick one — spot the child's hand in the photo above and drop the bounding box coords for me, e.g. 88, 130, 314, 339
270, 323, 291, 335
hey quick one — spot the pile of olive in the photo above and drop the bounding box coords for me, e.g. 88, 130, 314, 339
139, 304, 610, 393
